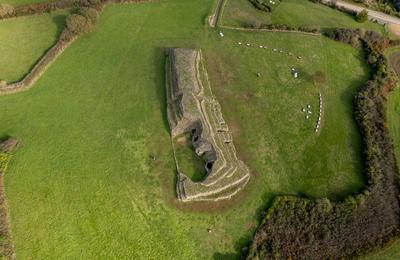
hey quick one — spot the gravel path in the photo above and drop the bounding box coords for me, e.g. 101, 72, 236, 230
323, 0, 400, 25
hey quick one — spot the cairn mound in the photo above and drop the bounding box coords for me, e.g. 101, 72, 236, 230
166, 48, 250, 202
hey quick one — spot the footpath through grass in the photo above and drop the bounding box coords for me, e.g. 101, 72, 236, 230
0, 0, 369, 258
0, 10, 68, 82
222, 0, 385, 33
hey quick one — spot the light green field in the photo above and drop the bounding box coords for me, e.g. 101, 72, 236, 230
221, 0, 385, 33
0, 0, 370, 258
0, 10, 68, 82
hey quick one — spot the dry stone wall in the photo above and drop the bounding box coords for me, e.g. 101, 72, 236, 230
0, 37, 76, 96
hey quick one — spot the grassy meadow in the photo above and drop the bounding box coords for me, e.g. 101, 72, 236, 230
221, 0, 385, 33
0, 0, 373, 258
0, 10, 68, 83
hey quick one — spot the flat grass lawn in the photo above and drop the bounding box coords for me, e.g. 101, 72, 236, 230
222, 0, 384, 33
0, 0, 368, 258
0, 11, 68, 82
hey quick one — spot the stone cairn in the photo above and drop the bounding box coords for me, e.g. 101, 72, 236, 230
165, 48, 250, 202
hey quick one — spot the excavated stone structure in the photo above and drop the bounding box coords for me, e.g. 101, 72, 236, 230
166, 48, 250, 202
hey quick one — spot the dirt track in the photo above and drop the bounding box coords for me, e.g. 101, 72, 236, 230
209, 0, 225, 27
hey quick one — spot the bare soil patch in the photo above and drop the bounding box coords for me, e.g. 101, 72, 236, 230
389, 24, 400, 38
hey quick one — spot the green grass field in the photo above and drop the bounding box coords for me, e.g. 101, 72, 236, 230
0, 0, 373, 258
0, 10, 68, 83
221, 0, 385, 33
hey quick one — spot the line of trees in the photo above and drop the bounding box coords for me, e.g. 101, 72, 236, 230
247, 29, 400, 259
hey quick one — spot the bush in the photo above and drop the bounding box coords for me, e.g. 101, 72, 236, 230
248, 0, 280, 13
356, 9, 369, 23
0, 4, 15, 18
67, 14, 92, 34
394, 0, 400, 11
61, 8, 99, 41
78, 7, 100, 24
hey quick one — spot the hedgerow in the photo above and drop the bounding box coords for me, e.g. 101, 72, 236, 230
60, 7, 99, 41
0, 0, 147, 20
247, 29, 400, 259
248, 0, 280, 13
245, 22, 321, 33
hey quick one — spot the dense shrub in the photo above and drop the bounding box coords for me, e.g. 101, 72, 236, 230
247, 30, 400, 259
60, 7, 99, 41
356, 9, 369, 23
77, 7, 100, 23
64, 14, 92, 38
0, 0, 105, 19
246, 22, 320, 33
394, 0, 400, 11
248, 0, 280, 13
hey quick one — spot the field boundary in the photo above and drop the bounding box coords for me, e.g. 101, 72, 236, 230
0, 37, 76, 95
0, 139, 18, 259
219, 24, 322, 35
0, 0, 153, 21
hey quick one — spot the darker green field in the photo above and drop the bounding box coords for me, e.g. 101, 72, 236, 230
0, 0, 378, 258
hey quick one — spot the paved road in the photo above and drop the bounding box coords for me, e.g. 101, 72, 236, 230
324, 0, 400, 25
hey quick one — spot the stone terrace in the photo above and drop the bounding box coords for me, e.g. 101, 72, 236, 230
166, 48, 250, 202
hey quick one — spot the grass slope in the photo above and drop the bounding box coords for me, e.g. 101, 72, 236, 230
0, 11, 68, 82
0, 0, 369, 258
222, 0, 384, 33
